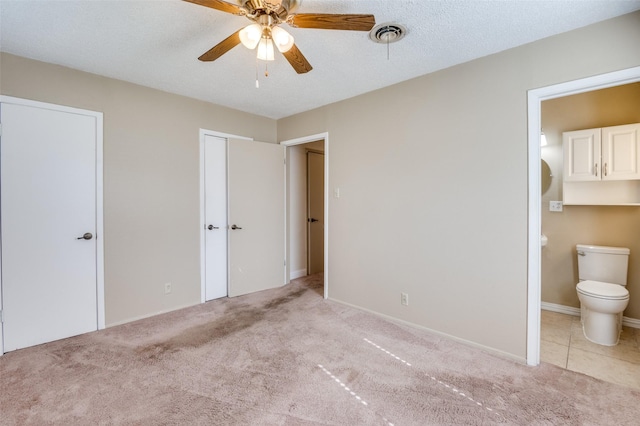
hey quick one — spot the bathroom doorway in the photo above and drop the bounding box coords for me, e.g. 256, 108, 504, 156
536, 82, 640, 389
527, 66, 640, 369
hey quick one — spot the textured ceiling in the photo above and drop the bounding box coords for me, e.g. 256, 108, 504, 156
1, 0, 639, 119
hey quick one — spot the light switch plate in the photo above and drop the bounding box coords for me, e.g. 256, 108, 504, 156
549, 201, 563, 212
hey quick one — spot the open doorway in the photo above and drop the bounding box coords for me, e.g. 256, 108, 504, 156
307, 149, 325, 275
281, 133, 329, 299
527, 66, 640, 366
537, 83, 640, 389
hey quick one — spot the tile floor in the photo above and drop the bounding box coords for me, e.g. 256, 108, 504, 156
540, 310, 640, 390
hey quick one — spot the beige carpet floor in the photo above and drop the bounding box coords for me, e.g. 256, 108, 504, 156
1, 274, 639, 425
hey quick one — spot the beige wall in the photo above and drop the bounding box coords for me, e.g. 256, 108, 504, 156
0, 53, 277, 326
278, 12, 640, 360
541, 83, 640, 318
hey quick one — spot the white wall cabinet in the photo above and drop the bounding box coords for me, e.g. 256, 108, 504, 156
564, 123, 640, 181
563, 123, 640, 205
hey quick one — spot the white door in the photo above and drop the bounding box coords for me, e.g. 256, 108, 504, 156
228, 139, 285, 297
307, 151, 324, 275
1, 101, 100, 352
203, 135, 228, 300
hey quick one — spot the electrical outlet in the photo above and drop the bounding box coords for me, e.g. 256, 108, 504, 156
401, 292, 409, 306
549, 201, 563, 212
164, 282, 172, 295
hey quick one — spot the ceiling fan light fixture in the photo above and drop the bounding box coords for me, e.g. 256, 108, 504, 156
271, 26, 294, 52
257, 37, 275, 61
239, 23, 262, 49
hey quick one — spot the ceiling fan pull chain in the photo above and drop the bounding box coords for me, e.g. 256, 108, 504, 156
255, 59, 260, 88
265, 62, 269, 78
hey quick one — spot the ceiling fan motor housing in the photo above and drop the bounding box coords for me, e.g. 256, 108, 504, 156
241, 0, 301, 21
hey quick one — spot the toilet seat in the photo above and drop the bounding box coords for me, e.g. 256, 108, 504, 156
576, 280, 629, 300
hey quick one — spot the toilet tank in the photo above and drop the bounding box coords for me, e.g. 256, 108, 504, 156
576, 244, 630, 285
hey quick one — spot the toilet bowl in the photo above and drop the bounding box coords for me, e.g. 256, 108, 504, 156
576, 280, 629, 346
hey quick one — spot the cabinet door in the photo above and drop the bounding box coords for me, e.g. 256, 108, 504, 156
601, 123, 640, 180
563, 128, 601, 181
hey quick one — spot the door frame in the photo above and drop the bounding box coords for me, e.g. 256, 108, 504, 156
198, 128, 253, 303
526, 66, 640, 366
0, 95, 105, 355
280, 133, 329, 299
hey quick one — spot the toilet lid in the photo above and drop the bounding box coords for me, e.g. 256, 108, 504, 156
576, 280, 629, 300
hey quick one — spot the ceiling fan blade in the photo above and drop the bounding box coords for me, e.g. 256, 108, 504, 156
198, 30, 242, 62
282, 44, 313, 74
183, 0, 244, 15
289, 13, 375, 31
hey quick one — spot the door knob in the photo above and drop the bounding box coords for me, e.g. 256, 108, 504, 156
77, 232, 93, 240
207, 225, 219, 230
308, 218, 319, 223
231, 224, 242, 230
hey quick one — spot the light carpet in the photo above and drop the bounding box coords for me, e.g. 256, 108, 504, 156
1, 274, 638, 425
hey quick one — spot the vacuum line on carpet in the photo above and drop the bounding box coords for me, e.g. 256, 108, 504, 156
362, 338, 502, 419
317, 364, 395, 426
317, 364, 368, 406
363, 338, 412, 366
426, 375, 501, 418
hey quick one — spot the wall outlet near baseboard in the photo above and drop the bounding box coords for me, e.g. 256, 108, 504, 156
401, 292, 409, 306
549, 201, 563, 212
164, 282, 172, 295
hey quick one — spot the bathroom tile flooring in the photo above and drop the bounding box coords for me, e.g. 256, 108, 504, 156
540, 310, 640, 390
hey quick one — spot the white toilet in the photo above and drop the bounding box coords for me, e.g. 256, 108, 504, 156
575, 244, 630, 346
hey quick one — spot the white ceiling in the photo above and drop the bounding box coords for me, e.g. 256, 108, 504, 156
1, 0, 639, 119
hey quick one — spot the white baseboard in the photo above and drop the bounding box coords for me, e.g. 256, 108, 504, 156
328, 298, 526, 365
541, 301, 640, 329
106, 302, 199, 328
623, 316, 640, 329
290, 269, 307, 280
541, 302, 580, 317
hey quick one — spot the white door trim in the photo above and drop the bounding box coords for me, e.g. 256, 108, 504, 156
198, 129, 253, 303
280, 133, 329, 299
526, 66, 640, 366
0, 95, 105, 355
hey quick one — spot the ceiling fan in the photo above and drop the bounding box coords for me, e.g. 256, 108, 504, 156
184, 0, 376, 74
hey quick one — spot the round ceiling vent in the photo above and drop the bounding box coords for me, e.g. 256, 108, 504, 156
369, 23, 407, 44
